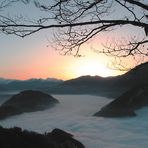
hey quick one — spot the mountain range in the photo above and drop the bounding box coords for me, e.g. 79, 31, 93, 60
0, 78, 63, 92
0, 62, 148, 98
52, 62, 148, 97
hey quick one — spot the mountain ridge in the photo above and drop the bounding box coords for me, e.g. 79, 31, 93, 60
0, 62, 148, 97
53, 62, 148, 97
0, 78, 63, 92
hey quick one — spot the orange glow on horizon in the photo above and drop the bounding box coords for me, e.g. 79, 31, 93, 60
1, 43, 125, 80
69, 57, 124, 79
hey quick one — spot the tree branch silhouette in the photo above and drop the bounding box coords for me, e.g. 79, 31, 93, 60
0, 0, 147, 67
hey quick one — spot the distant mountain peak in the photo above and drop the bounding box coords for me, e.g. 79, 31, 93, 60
0, 78, 14, 84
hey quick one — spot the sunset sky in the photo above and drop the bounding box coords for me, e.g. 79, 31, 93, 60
0, 28, 126, 80
0, 1, 146, 80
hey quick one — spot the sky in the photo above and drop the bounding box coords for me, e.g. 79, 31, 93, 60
0, 31, 124, 80
0, 1, 147, 80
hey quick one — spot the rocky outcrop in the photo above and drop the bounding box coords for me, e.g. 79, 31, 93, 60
47, 128, 85, 148
0, 90, 59, 120
94, 84, 148, 117
0, 126, 85, 148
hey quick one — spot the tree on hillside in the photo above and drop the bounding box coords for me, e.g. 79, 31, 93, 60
0, 0, 148, 69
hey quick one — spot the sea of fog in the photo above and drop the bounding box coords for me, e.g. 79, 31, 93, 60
0, 94, 148, 148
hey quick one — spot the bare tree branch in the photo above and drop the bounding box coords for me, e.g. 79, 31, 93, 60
0, 0, 147, 68
126, 0, 148, 11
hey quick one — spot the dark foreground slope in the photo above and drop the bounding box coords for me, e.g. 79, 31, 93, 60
94, 84, 148, 117
0, 126, 85, 148
0, 90, 59, 120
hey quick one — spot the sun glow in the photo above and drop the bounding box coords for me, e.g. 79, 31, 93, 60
72, 57, 117, 78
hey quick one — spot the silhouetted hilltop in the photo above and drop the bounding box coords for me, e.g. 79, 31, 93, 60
0, 126, 85, 148
63, 62, 148, 87
94, 84, 148, 117
0, 90, 59, 120
53, 75, 118, 95
55, 62, 148, 97
62, 75, 105, 86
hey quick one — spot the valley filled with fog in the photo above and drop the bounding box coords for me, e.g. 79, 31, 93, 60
0, 94, 148, 148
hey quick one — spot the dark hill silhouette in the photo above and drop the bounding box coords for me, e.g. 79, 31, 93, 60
115, 62, 148, 87
94, 84, 148, 117
54, 62, 148, 97
53, 75, 118, 96
62, 75, 105, 86
0, 90, 59, 120
0, 126, 85, 148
